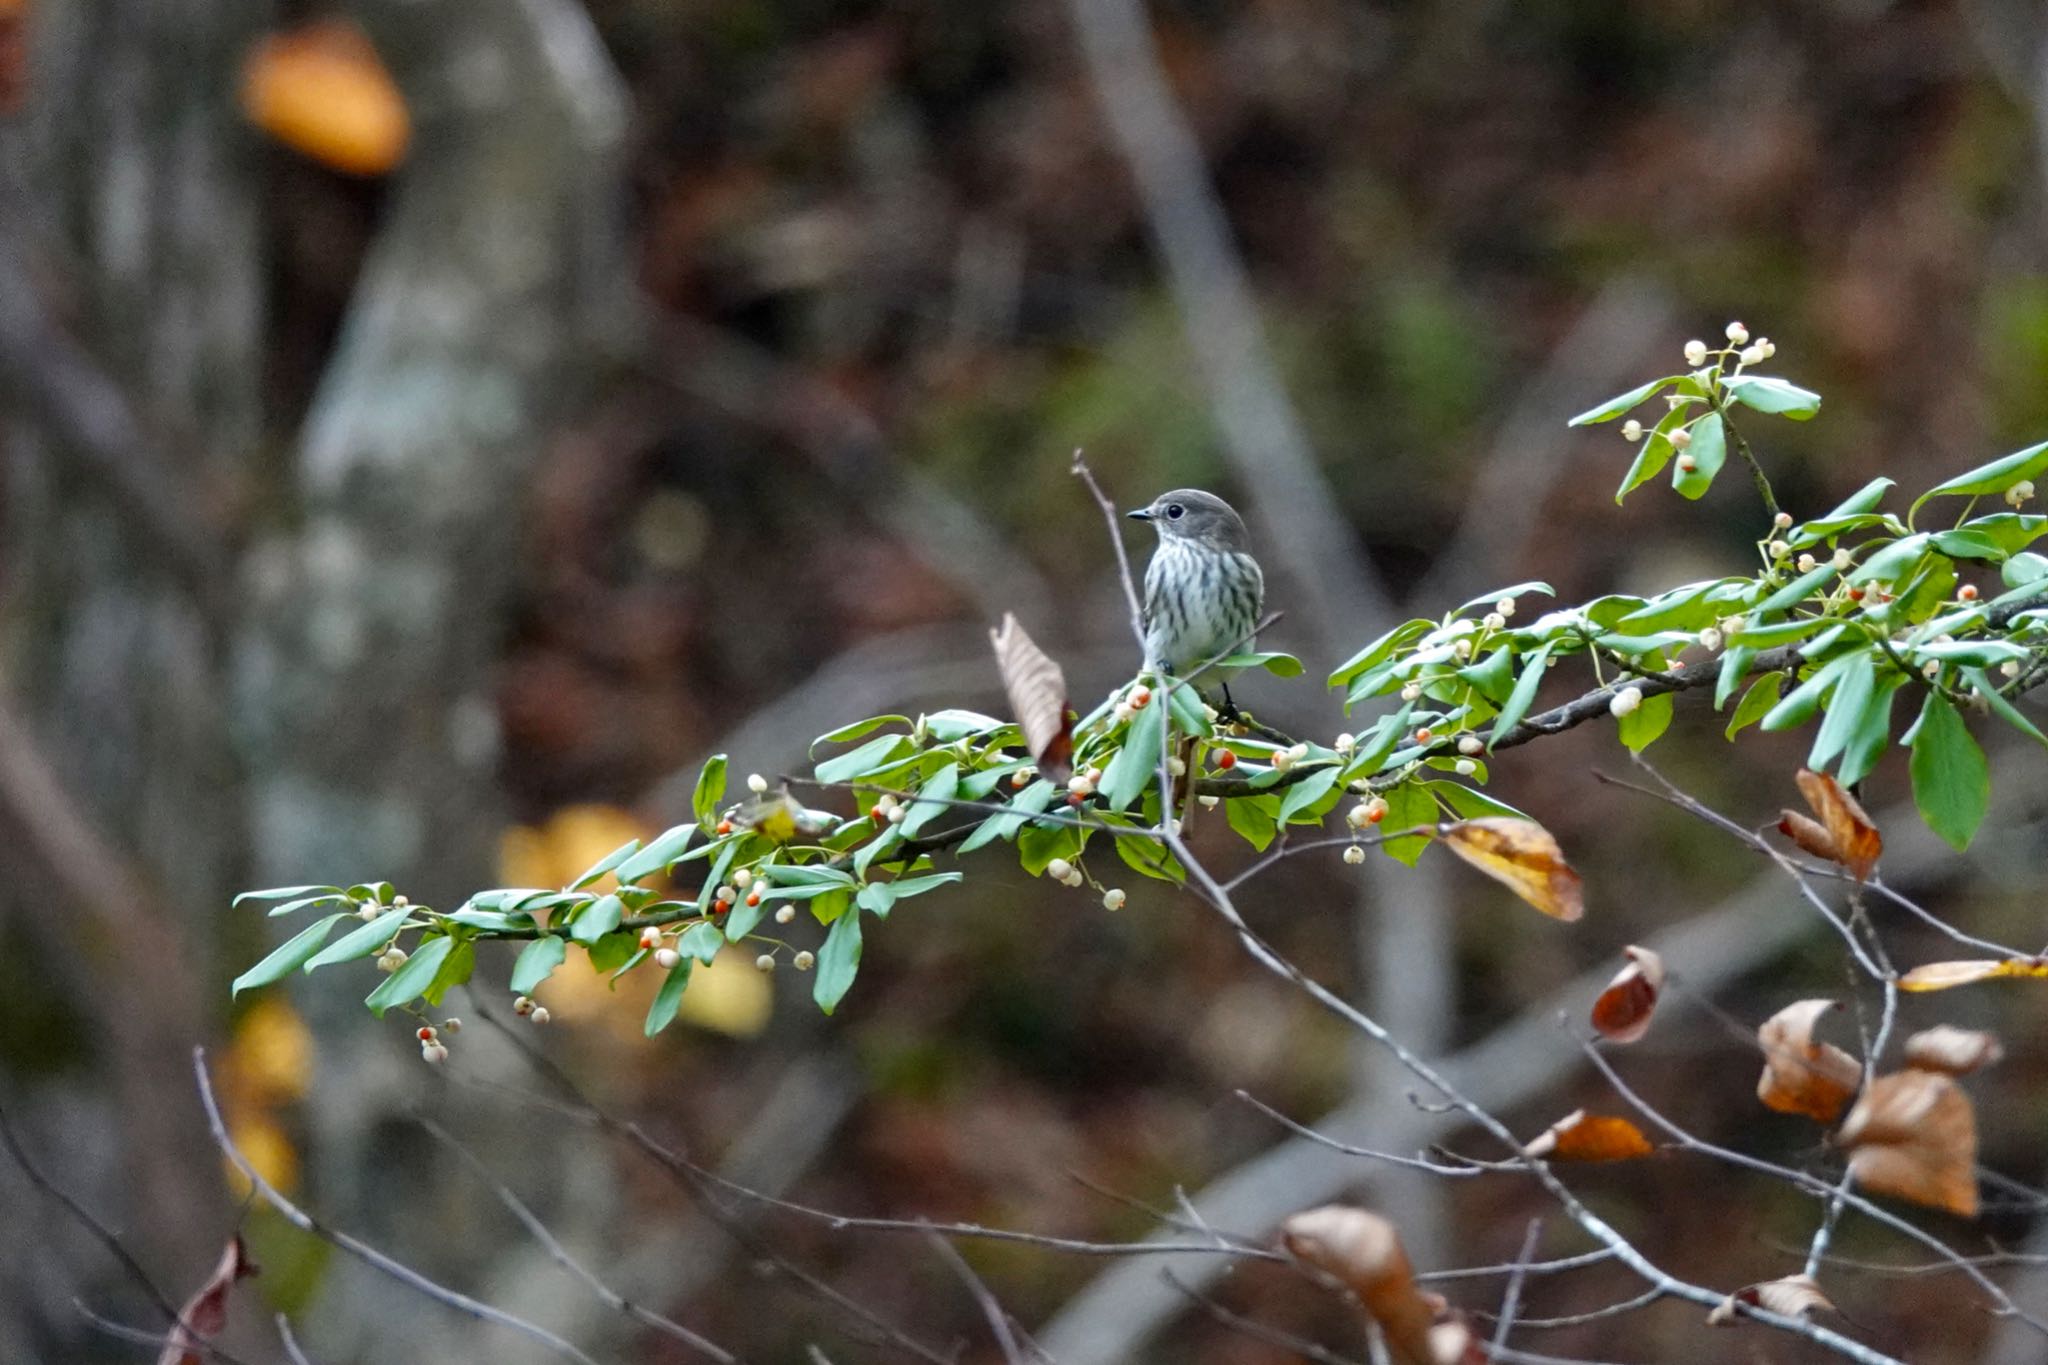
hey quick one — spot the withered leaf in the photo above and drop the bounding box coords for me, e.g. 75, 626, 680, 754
1280, 1206, 1439, 1365
1790, 768, 1882, 881
1899, 957, 2048, 991
1707, 1273, 1834, 1326
989, 612, 1072, 779
1520, 1109, 1653, 1162
1837, 1070, 1979, 1218
1776, 809, 1839, 863
1903, 1025, 2003, 1075
1756, 999, 1861, 1123
1437, 817, 1584, 922
1591, 945, 1664, 1044
157, 1237, 258, 1365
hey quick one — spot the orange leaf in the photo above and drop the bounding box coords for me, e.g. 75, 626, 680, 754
989, 612, 1072, 779
1837, 1070, 1979, 1217
1791, 768, 1881, 881
1520, 1110, 1653, 1162
1899, 957, 2048, 991
1903, 1026, 2003, 1075
1437, 817, 1584, 922
239, 20, 410, 176
157, 1237, 258, 1365
1756, 999, 1861, 1123
1280, 1206, 1440, 1365
1590, 945, 1663, 1044
1707, 1273, 1834, 1325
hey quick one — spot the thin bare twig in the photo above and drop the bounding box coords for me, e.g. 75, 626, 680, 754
1489, 1220, 1546, 1357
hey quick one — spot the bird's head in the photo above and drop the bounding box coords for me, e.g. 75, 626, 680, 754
1126, 488, 1250, 551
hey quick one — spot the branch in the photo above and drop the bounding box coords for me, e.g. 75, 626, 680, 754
190, 1050, 607, 1365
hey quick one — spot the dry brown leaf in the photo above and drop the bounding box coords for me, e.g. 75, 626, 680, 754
1837, 1070, 1979, 1217
989, 612, 1072, 779
1707, 1273, 1834, 1326
1590, 945, 1664, 1043
157, 1237, 258, 1365
1791, 768, 1882, 881
1903, 1025, 2004, 1075
239, 20, 410, 176
1775, 809, 1840, 863
1756, 999, 1861, 1123
1436, 817, 1584, 922
1520, 1109, 1654, 1162
1280, 1206, 1439, 1365
1899, 958, 2048, 991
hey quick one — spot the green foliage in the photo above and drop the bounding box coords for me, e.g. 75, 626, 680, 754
231, 333, 2048, 1032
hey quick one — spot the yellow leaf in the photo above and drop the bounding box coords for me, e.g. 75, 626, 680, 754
1438, 817, 1584, 921
1521, 1110, 1653, 1162
1899, 958, 2048, 991
498, 804, 647, 891
1756, 999, 1861, 1124
238, 20, 410, 176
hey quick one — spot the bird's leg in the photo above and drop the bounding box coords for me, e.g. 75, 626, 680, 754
1217, 682, 1242, 724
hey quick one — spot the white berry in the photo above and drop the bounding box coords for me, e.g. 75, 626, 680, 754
1102, 888, 1127, 911
747, 772, 768, 794
1725, 320, 1749, 344
655, 947, 681, 969
1343, 845, 1365, 865
794, 951, 815, 971
774, 905, 796, 924
1457, 735, 1483, 756
1683, 339, 1708, 365
1609, 686, 1643, 718
1047, 858, 1074, 882
755, 954, 776, 972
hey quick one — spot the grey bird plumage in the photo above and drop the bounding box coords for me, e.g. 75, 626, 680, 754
1126, 488, 1265, 681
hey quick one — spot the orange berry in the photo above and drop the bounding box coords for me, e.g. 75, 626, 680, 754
716, 819, 733, 835
1367, 806, 1386, 824
870, 804, 885, 823
746, 891, 761, 907
1847, 587, 1864, 601
1215, 749, 1237, 770
1414, 727, 1433, 744
416, 1026, 436, 1041
713, 899, 730, 915
1959, 584, 1979, 601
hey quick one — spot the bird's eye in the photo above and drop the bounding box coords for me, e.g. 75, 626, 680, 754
1166, 504, 1185, 520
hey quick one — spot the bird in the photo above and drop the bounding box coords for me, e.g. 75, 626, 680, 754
1126, 488, 1265, 712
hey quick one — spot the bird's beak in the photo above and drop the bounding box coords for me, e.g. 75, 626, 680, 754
1125, 507, 1153, 521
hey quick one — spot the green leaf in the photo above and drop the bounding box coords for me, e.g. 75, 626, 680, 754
678, 919, 724, 960
571, 839, 641, 891
305, 907, 410, 970
810, 715, 909, 755
857, 872, 963, 918
234, 884, 342, 909
1099, 699, 1167, 812
758, 864, 858, 887
1330, 620, 1433, 688
569, 893, 623, 945
1847, 533, 1931, 586
1455, 647, 1517, 706
959, 761, 1032, 799
364, 935, 456, 1017
1614, 406, 1687, 502
1760, 652, 1859, 732
1568, 375, 1676, 426
1213, 651, 1304, 677
233, 914, 349, 995
1808, 653, 1877, 772
900, 762, 960, 838
1164, 678, 1214, 738
510, 935, 568, 993
1613, 579, 1747, 633
1837, 675, 1902, 789
1672, 413, 1726, 500
614, 824, 697, 885
1961, 667, 2048, 749
1378, 783, 1439, 866
1910, 693, 1989, 851
422, 939, 475, 1007
1454, 581, 1555, 618
1929, 529, 2008, 562
815, 733, 910, 785
1725, 671, 1785, 739
814, 910, 863, 1014
645, 959, 693, 1036
1424, 781, 1529, 822
956, 779, 1057, 854
1755, 562, 1839, 615
262, 892, 352, 919
923, 709, 1003, 740
1617, 688, 1672, 752
2002, 552, 2048, 589
1722, 375, 1822, 418
442, 907, 532, 933
1728, 617, 1827, 649
691, 754, 729, 829
1910, 439, 2048, 520
1225, 792, 1280, 852
1489, 646, 1553, 747
1715, 644, 1758, 709
1115, 834, 1184, 882
1277, 768, 1341, 823
585, 931, 637, 973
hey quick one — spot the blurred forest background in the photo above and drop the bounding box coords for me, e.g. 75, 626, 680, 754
4, 0, 2048, 1361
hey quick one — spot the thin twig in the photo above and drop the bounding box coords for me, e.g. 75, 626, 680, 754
1490, 1220, 1546, 1357
190, 1050, 606, 1365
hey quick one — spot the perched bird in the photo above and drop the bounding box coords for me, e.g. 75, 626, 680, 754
1126, 488, 1264, 707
